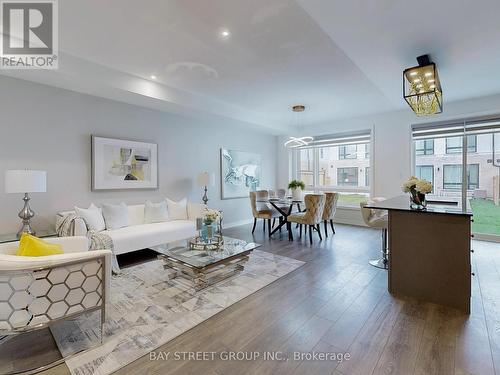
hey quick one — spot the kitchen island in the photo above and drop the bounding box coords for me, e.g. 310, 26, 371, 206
366, 195, 473, 313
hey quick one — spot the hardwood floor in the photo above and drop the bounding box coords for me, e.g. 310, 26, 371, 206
35, 223, 500, 375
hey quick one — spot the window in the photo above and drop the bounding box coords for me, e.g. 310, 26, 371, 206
468, 164, 479, 190
415, 139, 434, 155
299, 148, 314, 186
415, 165, 434, 183
339, 145, 357, 160
446, 135, 477, 154
443, 164, 480, 190
415, 165, 434, 191
294, 132, 371, 207
337, 167, 358, 186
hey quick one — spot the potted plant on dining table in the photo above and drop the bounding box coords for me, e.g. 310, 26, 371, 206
288, 180, 306, 201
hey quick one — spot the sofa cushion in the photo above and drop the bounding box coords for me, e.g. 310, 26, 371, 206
74, 203, 106, 231
144, 200, 169, 223
128, 204, 145, 226
104, 220, 196, 255
102, 203, 130, 230
166, 198, 188, 220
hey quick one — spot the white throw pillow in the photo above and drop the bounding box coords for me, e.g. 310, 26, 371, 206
166, 198, 188, 220
74, 203, 106, 232
101, 203, 130, 230
144, 200, 169, 223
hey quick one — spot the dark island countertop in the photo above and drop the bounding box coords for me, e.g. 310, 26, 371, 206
365, 195, 473, 216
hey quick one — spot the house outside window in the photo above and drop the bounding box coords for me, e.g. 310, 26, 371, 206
415, 139, 434, 155
443, 164, 479, 190
446, 135, 477, 154
415, 165, 434, 192
339, 145, 357, 160
337, 167, 358, 186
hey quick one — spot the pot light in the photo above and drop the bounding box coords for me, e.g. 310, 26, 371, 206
150, 75, 157, 80
219, 28, 231, 39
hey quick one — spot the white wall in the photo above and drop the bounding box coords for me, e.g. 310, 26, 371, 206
278, 93, 500, 225
0, 76, 278, 234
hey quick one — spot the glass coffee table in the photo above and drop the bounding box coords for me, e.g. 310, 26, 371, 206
151, 237, 261, 291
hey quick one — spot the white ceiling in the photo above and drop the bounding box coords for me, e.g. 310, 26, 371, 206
2, 0, 500, 134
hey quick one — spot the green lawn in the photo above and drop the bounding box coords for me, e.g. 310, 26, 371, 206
338, 193, 369, 207
469, 198, 500, 235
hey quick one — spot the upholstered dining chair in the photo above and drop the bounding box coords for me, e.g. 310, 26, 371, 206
322, 192, 339, 237
360, 198, 388, 269
287, 194, 326, 244
277, 189, 286, 199
249, 191, 282, 236
268, 189, 276, 198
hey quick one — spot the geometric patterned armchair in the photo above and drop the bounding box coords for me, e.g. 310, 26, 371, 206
0, 237, 111, 335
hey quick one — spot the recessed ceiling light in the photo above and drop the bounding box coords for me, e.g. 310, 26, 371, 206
219, 28, 231, 39
150, 75, 157, 80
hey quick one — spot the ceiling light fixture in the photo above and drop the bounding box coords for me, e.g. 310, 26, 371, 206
219, 28, 231, 39
150, 75, 157, 80
283, 105, 314, 148
403, 54, 442, 116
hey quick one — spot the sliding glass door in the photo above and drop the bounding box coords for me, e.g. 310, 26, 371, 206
413, 118, 500, 240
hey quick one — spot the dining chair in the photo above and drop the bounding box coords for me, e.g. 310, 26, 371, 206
268, 189, 276, 198
249, 191, 282, 236
287, 194, 325, 244
360, 198, 388, 269
277, 189, 286, 199
322, 192, 339, 237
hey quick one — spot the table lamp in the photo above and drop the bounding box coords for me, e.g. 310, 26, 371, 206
5, 170, 47, 237
197, 171, 215, 205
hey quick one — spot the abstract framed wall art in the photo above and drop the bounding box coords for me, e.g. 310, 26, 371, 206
92, 136, 158, 190
220, 148, 261, 199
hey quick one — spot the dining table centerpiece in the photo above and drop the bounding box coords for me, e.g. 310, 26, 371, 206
288, 180, 305, 201
402, 176, 433, 210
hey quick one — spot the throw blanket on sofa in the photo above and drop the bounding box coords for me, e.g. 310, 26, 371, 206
56, 213, 121, 274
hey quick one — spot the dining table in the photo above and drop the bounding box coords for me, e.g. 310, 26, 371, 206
256, 197, 303, 240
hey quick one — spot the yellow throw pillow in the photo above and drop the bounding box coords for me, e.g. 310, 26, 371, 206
16, 233, 63, 257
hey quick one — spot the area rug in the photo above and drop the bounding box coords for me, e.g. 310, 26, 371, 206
50, 249, 304, 375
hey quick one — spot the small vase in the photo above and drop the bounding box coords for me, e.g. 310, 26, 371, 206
292, 188, 302, 201
410, 191, 427, 210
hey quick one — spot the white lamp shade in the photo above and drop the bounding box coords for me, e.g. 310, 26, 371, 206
197, 172, 215, 187
5, 170, 47, 194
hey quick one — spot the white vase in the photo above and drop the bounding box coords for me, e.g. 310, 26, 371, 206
291, 188, 302, 201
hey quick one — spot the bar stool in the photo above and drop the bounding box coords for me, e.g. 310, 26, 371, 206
360, 198, 388, 270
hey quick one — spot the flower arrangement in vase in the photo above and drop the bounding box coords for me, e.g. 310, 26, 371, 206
288, 180, 305, 201
402, 177, 433, 210
202, 209, 221, 240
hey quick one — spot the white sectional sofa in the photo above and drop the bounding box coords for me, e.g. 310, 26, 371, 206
57, 202, 206, 255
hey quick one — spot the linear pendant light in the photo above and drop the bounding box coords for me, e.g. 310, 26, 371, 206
284, 105, 314, 148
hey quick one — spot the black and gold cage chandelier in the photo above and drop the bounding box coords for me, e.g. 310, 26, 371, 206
403, 55, 442, 116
